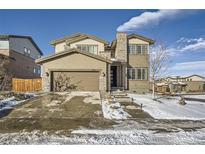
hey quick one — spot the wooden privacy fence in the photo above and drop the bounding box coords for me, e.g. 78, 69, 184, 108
12, 78, 42, 92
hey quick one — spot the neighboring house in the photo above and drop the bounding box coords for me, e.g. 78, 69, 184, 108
156, 74, 205, 93
155, 81, 187, 94
0, 35, 43, 79
36, 32, 154, 92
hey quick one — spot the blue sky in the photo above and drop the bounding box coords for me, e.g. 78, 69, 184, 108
0, 9, 205, 77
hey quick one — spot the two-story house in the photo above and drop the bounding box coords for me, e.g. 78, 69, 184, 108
0, 35, 43, 79
36, 32, 154, 92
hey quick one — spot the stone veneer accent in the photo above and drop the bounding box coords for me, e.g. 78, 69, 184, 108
115, 32, 127, 62
99, 71, 106, 91
43, 71, 50, 92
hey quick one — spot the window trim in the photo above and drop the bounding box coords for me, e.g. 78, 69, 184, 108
24, 47, 31, 56
128, 44, 148, 55
127, 67, 148, 80
76, 44, 99, 55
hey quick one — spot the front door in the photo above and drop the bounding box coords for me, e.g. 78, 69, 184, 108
111, 66, 117, 87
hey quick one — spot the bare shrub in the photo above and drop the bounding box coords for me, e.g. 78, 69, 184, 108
54, 73, 80, 92
0, 55, 12, 91
150, 42, 170, 99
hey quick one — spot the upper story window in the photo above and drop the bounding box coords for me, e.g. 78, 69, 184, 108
77, 45, 98, 55
33, 67, 41, 75
0, 40, 9, 49
111, 50, 115, 58
127, 68, 148, 80
128, 44, 148, 55
24, 47, 31, 56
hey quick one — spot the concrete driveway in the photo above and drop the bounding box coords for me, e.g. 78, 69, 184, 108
0, 92, 114, 133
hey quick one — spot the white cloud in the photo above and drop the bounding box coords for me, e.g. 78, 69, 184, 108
164, 37, 205, 56
179, 38, 205, 52
168, 60, 205, 76
176, 37, 204, 43
117, 10, 187, 32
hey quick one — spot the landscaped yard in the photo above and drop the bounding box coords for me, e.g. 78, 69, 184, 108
128, 93, 205, 120
0, 92, 114, 133
1, 91, 205, 144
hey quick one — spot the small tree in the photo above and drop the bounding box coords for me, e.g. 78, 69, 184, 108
0, 55, 11, 91
150, 42, 170, 99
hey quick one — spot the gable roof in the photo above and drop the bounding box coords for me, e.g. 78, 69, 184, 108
186, 74, 205, 79
0, 35, 43, 55
127, 34, 155, 44
35, 48, 112, 64
166, 74, 205, 80
111, 33, 155, 48
50, 33, 109, 46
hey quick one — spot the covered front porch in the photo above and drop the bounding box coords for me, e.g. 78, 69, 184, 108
110, 61, 127, 91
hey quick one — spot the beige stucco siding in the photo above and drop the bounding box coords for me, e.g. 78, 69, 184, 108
128, 37, 150, 67
128, 38, 149, 45
54, 38, 105, 55
41, 52, 108, 92
185, 81, 205, 92
127, 38, 150, 92
128, 80, 149, 93
0, 49, 10, 56
55, 42, 66, 53
70, 38, 105, 53
128, 55, 149, 67
187, 76, 205, 81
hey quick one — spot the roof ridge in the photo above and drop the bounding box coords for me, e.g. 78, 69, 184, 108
36, 48, 112, 64
0, 35, 43, 55
50, 33, 109, 45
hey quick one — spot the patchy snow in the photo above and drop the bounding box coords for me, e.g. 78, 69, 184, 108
70, 128, 205, 145
129, 93, 205, 120
184, 95, 205, 99
111, 58, 117, 61
0, 97, 25, 111
101, 100, 131, 120
0, 93, 36, 111
63, 91, 100, 104
126, 105, 138, 110
24, 93, 36, 98
1, 120, 205, 144
46, 100, 61, 107
83, 93, 101, 105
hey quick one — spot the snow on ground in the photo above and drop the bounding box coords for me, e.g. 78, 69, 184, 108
62, 91, 100, 104
184, 95, 205, 99
0, 93, 36, 111
101, 100, 131, 120
129, 93, 205, 120
0, 97, 26, 111
1, 120, 205, 144
70, 128, 205, 145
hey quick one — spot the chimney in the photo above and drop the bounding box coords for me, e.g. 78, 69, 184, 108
115, 32, 127, 62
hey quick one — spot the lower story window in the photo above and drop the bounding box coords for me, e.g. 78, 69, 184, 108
127, 68, 148, 80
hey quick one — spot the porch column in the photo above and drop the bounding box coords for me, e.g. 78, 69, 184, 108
107, 63, 111, 91
121, 64, 127, 90
124, 65, 128, 90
